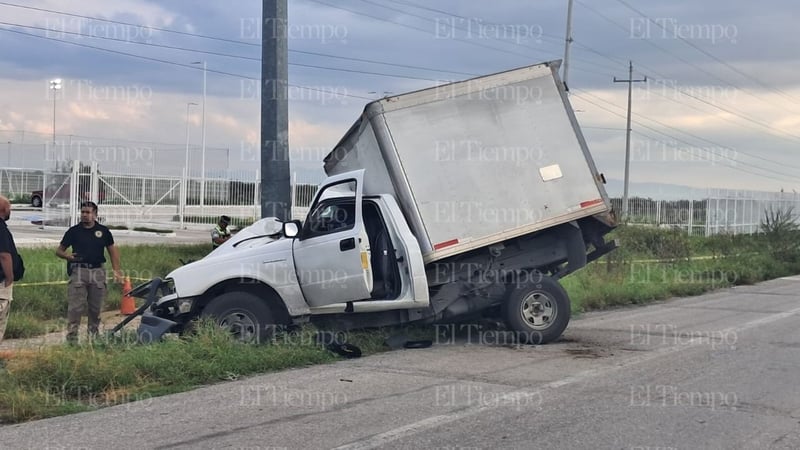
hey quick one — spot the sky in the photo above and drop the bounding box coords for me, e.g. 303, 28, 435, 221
0, 0, 799, 196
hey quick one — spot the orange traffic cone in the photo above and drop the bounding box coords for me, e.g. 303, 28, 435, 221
120, 276, 136, 315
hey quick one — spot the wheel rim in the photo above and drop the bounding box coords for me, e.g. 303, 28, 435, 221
217, 310, 258, 342
519, 291, 558, 331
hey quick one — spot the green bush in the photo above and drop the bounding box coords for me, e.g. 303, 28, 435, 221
760, 207, 800, 261
607, 225, 691, 262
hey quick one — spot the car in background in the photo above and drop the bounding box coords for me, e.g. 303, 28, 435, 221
31, 184, 105, 207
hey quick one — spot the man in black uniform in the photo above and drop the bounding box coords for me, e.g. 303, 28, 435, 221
0, 195, 21, 343
56, 201, 123, 342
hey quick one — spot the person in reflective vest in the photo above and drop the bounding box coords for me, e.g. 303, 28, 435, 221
211, 215, 232, 249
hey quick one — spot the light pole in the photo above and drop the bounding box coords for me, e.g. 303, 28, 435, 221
181, 102, 198, 229
49, 78, 62, 145
184, 102, 198, 173
191, 61, 207, 209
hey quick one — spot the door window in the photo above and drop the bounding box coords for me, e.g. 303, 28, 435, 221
301, 180, 357, 239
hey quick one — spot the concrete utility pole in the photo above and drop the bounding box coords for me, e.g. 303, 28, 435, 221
562, 0, 574, 90
613, 61, 646, 220
261, 0, 291, 220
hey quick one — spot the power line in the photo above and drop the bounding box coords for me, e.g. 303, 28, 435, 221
0, 2, 487, 78
0, 0, 610, 82
583, 126, 627, 131
575, 88, 800, 171
0, 1, 260, 47
0, 26, 250, 76
382, 0, 623, 73
573, 0, 800, 144
573, 91, 800, 183
0, 27, 376, 100
361, 0, 625, 74
308, 0, 620, 77
386, 0, 565, 43
642, 77, 800, 152
3, 19, 476, 77
0, 21, 452, 82
615, 0, 800, 105
289, 49, 477, 76
306, 0, 541, 62
0, 20, 259, 60
578, 0, 800, 119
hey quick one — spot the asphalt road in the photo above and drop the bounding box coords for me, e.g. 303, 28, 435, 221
7, 216, 210, 247
2, 277, 800, 449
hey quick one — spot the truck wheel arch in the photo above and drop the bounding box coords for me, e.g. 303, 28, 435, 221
198, 278, 291, 327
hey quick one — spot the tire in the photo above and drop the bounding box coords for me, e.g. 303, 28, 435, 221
502, 274, 571, 345
201, 292, 278, 343
31, 196, 42, 207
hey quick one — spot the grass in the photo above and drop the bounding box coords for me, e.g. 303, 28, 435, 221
6, 244, 209, 337
0, 321, 434, 423
3, 224, 799, 424
562, 225, 800, 313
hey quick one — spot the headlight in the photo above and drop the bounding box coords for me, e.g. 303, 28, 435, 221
177, 298, 194, 314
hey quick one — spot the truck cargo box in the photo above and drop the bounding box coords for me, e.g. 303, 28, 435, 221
324, 60, 610, 263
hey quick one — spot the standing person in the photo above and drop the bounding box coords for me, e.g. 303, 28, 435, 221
56, 201, 123, 343
0, 195, 21, 343
211, 215, 232, 249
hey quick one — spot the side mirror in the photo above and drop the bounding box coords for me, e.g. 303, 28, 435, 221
282, 220, 301, 238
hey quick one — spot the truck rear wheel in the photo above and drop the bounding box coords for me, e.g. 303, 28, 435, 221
201, 292, 277, 344
502, 275, 570, 344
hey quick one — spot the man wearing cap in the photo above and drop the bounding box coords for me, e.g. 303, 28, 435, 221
211, 215, 232, 249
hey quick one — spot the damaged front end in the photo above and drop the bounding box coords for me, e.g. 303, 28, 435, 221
110, 278, 183, 343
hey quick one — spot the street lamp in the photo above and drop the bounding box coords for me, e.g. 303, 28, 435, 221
184, 102, 198, 174
191, 61, 207, 210
49, 78, 62, 145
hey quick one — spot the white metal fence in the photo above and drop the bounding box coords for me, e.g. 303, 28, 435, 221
616, 189, 800, 236
0, 168, 44, 200
2, 160, 324, 230
5, 159, 799, 236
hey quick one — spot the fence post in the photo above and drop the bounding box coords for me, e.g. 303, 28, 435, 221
733, 191, 740, 236
90, 161, 99, 204
70, 160, 80, 226
141, 176, 146, 208
655, 200, 661, 225
688, 198, 694, 236
180, 167, 187, 229
253, 170, 260, 221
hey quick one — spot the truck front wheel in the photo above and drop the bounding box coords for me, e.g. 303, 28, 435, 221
201, 292, 277, 343
502, 275, 570, 344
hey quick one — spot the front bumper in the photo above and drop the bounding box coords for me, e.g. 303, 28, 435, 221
109, 278, 179, 343
137, 312, 178, 344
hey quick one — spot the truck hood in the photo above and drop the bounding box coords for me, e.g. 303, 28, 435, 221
167, 217, 289, 281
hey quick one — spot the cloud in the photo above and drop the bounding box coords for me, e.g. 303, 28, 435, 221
1, 0, 799, 192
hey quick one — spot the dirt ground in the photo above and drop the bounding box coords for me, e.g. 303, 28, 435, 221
0, 310, 143, 352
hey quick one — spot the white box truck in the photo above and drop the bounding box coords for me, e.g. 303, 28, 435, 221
133, 60, 617, 344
